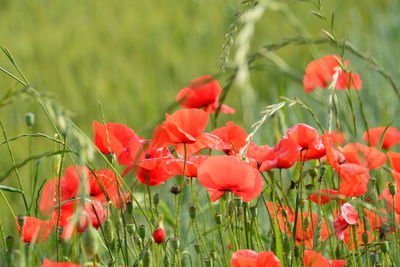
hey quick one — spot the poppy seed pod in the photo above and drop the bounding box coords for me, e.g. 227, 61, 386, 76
170, 184, 182, 195
389, 183, 396, 196
138, 225, 146, 239
126, 201, 133, 215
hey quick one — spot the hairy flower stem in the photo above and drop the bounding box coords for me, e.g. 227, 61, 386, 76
175, 144, 187, 239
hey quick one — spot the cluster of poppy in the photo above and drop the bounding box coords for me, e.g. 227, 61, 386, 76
14, 57, 400, 266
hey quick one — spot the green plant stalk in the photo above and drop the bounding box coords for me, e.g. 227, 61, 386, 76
175, 143, 187, 239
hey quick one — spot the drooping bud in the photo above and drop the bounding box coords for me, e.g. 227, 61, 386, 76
170, 184, 182, 195
309, 168, 318, 178
24, 112, 35, 129
82, 225, 98, 259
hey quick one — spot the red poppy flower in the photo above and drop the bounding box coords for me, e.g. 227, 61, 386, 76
309, 189, 341, 205
259, 137, 298, 171
322, 131, 346, 145
176, 75, 235, 114
333, 203, 358, 240
342, 143, 386, 170
321, 135, 345, 172
363, 127, 400, 149
388, 152, 400, 184
152, 109, 221, 155
168, 155, 208, 178
286, 124, 325, 160
123, 146, 182, 186
56, 200, 106, 239
338, 163, 370, 197
303, 250, 346, 267
40, 259, 83, 267
246, 143, 275, 170
92, 121, 145, 165
209, 121, 248, 155
16, 216, 53, 243
231, 250, 280, 267
198, 155, 263, 202
303, 55, 362, 93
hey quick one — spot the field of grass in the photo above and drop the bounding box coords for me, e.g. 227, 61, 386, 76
0, 0, 400, 266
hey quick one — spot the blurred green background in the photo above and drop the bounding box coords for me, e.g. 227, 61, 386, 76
0, 0, 399, 230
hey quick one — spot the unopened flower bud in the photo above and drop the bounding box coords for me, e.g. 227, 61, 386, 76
52, 154, 62, 175
25, 112, 35, 128
171, 238, 180, 250
153, 228, 165, 244
362, 232, 369, 244
389, 183, 396, 196
170, 184, 182, 195
6, 235, 14, 252
103, 218, 114, 243
153, 193, 160, 206
82, 226, 98, 259
138, 225, 146, 239
189, 206, 196, 219
194, 243, 201, 253
234, 197, 243, 208
249, 206, 258, 219
142, 250, 151, 267
126, 201, 133, 215
215, 213, 222, 225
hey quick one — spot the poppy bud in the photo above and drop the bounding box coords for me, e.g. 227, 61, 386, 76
25, 112, 35, 128
103, 218, 114, 244
362, 232, 369, 244
194, 243, 201, 254
6, 235, 13, 252
189, 206, 196, 219
171, 237, 180, 250
153, 228, 165, 244
214, 213, 222, 225
4, 250, 13, 266
234, 197, 242, 208
170, 184, 182, 195
142, 250, 151, 267
153, 193, 160, 206
82, 225, 98, 259
126, 224, 135, 234
249, 206, 258, 219
126, 201, 133, 215
138, 225, 146, 239
52, 155, 61, 176
389, 183, 396, 196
